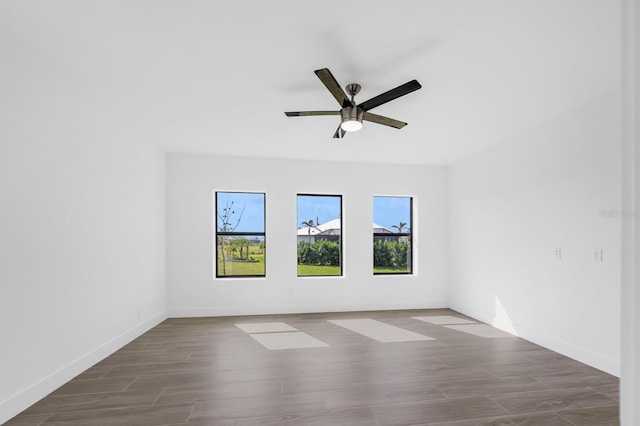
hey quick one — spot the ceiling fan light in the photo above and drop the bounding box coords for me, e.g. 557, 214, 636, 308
341, 119, 363, 132
340, 106, 364, 132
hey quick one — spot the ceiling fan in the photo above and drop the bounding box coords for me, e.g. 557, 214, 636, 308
285, 68, 422, 138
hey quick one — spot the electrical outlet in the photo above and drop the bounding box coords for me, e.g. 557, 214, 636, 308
554, 248, 562, 259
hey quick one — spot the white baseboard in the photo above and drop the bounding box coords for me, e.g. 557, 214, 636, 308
0, 311, 167, 425
449, 302, 620, 377
167, 301, 449, 318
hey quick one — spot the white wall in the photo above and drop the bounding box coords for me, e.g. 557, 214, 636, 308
0, 27, 167, 424
448, 92, 622, 375
621, 0, 640, 422
167, 154, 448, 316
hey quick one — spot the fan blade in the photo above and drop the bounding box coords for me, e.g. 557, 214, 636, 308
285, 111, 340, 117
315, 68, 353, 108
358, 80, 422, 112
333, 125, 346, 139
363, 112, 407, 129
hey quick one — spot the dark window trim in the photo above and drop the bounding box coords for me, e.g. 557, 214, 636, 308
296, 193, 343, 277
373, 196, 413, 276
217, 231, 265, 237
215, 191, 266, 278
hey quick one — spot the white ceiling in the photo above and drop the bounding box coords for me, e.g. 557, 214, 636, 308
2, 0, 620, 165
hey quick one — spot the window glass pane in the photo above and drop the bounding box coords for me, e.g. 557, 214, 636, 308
297, 194, 342, 276
215, 192, 265, 278
373, 196, 412, 274
216, 192, 265, 233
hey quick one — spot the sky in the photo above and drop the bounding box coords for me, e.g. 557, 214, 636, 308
216, 192, 411, 233
372, 196, 411, 231
297, 195, 341, 228
216, 192, 265, 233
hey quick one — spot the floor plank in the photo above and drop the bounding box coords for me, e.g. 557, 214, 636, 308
5, 309, 620, 425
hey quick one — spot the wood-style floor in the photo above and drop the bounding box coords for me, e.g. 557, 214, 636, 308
6, 309, 620, 425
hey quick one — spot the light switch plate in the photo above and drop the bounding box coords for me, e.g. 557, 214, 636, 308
592, 249, 603, 262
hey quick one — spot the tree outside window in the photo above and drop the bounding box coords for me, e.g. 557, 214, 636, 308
215, 192, 265, 278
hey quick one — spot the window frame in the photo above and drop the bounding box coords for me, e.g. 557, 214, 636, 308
296, 193, 343, 277
215, 191, 266, 279
373, 196, 413, 275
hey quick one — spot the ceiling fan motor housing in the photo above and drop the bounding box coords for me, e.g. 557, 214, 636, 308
341, 106, 364, 123
340, 105, 364, 132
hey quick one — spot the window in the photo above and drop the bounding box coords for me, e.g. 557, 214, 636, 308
296, 194, 342, 276
215, 192, 265, 278
373, 196, 413, 274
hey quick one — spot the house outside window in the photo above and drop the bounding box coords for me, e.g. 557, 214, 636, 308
373, 196, 413, 274
215, 191, 265, 278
